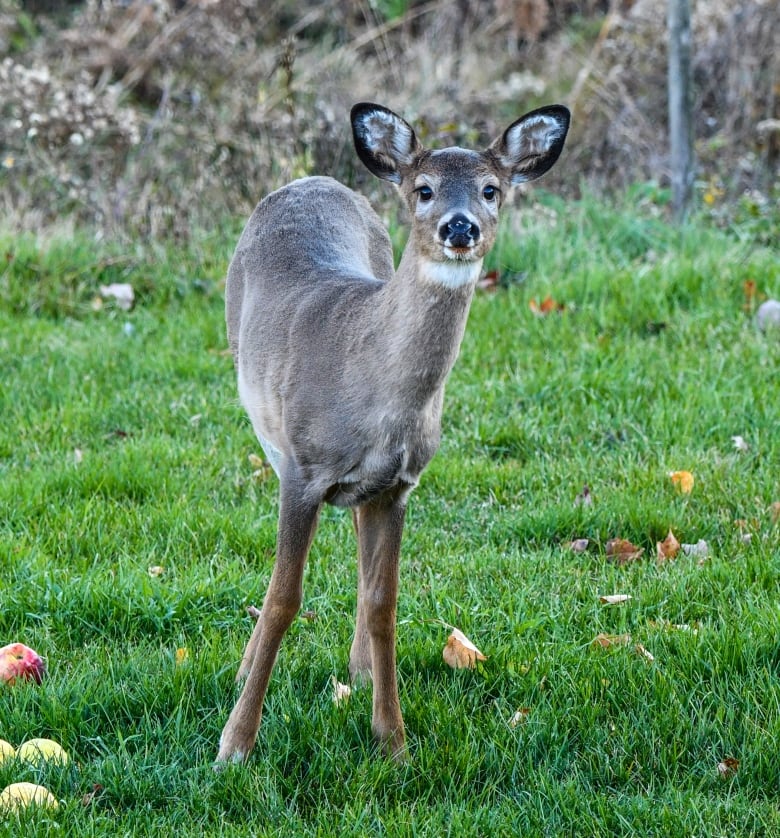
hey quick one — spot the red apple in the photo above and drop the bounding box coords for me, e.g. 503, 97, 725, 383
0, 643, 46, 685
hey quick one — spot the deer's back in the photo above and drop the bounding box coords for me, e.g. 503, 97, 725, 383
225, 176, 406, 498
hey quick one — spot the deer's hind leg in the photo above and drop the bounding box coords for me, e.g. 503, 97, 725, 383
350, 491, 407, 759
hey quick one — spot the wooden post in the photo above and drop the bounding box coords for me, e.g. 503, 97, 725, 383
667, 0, 694, 220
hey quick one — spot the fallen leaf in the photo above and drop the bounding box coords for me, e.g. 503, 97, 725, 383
731, 435, 749, 452
770, 502, 780, 524
574, 484, 593, 507
175, 647, 189, 665
300, 610, 317, 622
442, 628, 487, 670
650, 619, 698, 635
477, 269, 500, 292
634, 643, 655, 662
605, 538, 644, 565
331, 675, 351, 706
681, 540, 709, 560
509, 707, 531, 727
565, 538, 590, 553
656, 529, 681, 563
248, 453, 272, 480
669, 470, 694, 494
591, 633, 631, 649
717, 756, 739, 779
81, 783, 104, 808
743, 279, 756, 312
147, 565, 164, 577
99, 282, 135, 311
599, 594, 632, 605
529, 295, 565, 316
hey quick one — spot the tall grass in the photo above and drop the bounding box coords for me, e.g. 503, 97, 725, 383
1, 193, 778, 836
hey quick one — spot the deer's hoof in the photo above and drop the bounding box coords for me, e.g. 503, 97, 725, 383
216, 722, 257, 766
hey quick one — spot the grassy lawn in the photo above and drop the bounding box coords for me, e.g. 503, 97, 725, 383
1, 193, 778, 836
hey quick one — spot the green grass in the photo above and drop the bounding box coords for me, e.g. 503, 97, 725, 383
1, 193, 779, 836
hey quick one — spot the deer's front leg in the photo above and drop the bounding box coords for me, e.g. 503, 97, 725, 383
217, 474, 321, 765
353, 493, 407, 760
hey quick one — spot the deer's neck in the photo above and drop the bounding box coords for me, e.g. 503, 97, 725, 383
371, 235, 480, 403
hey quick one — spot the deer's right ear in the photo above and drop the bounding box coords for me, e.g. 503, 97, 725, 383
489, 105, 571, 184
351, 103, 422, 184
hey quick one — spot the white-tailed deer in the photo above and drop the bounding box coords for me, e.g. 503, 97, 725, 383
218, 102, 570, 763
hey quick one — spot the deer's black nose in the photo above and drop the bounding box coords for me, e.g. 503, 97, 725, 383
440, 214, 479, 248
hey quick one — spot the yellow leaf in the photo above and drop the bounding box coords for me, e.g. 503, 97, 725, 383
656, 529, 681, 563
669, 470, 694, 493
147, 565, 164, 577
175, 647, 189, 665
442, 628, 487, 670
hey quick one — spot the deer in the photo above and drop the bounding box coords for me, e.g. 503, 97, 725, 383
217, 101, 570, 764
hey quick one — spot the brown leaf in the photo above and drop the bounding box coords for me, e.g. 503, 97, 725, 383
442, 628, 487, 670
770, 501, 780, 524
743, 279, 756, 312
656, 529, 681, 563
591, 632, 631, 649
477, 269, 500, 292
81, 784, 104, 808
717, 757, 739, 779
606, 538, 644, 565
529, 295, 565, 316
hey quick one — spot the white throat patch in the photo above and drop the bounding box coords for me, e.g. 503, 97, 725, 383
419, 259, 483, 289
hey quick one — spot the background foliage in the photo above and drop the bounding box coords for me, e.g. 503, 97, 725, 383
0, 0, 777, 238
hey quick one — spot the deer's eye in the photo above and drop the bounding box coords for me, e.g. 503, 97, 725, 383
416, 185, 434, 202
483, 184, 498, 201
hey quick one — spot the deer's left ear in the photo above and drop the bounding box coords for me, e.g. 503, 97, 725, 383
488, 105, 570, 184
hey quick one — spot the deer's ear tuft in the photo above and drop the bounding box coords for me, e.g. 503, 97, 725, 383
351, 103, 422, 184
489, 105, 570, 185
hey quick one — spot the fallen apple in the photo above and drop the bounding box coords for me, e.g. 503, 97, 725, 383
0, 782, 59, 812
16, 738, 69, 767
0, 739, 14, 764
0, 643, 46, 685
